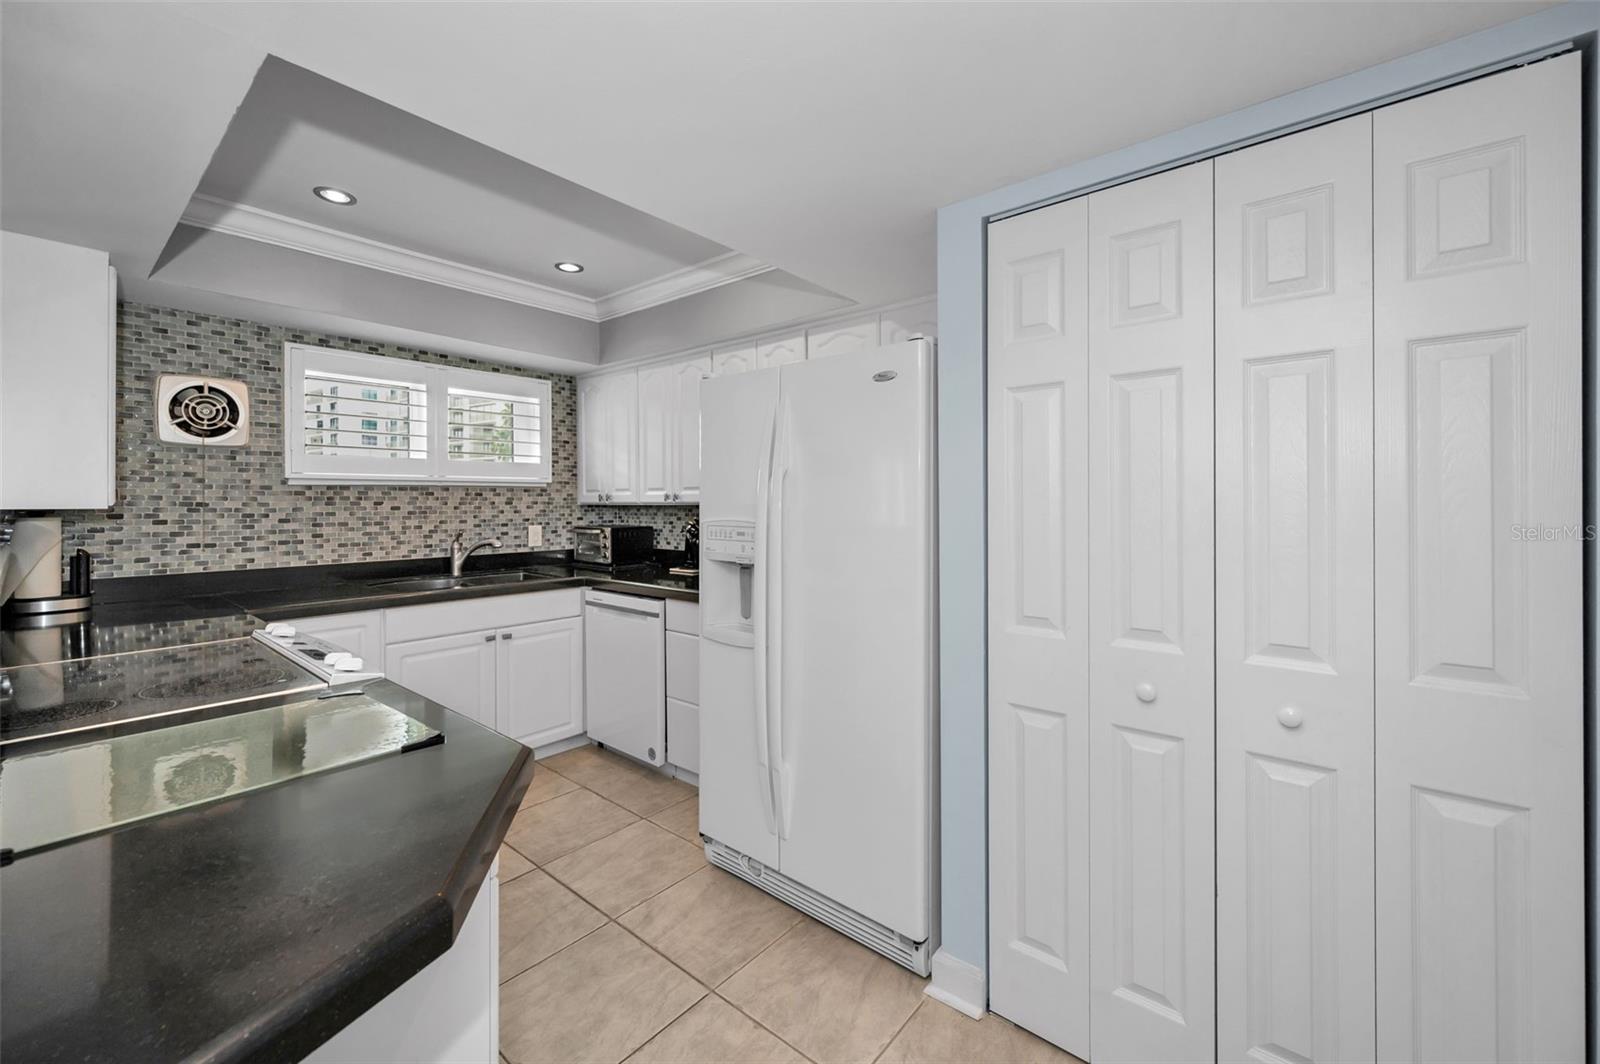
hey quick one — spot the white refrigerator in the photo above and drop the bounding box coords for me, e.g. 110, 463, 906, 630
698, 338, 937, 974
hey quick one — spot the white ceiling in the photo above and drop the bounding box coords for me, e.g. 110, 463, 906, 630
1, 1, 1557, 367
191, 57, 740, 303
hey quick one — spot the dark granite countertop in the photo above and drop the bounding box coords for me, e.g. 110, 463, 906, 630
2, 551, 697, 667
0, 678, 534, 1063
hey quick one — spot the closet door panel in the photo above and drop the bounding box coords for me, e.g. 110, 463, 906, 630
1215, 114, 1375, 1063
985, 197, 1091, 1056
1087, 159, 1214, 1064
1374, 55, 1582, 1064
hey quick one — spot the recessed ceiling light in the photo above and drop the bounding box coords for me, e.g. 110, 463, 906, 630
554, 261, 584, 273
313, 186, 357, 205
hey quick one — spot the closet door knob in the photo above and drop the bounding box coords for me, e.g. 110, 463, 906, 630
1277, 705, 1304, 729
1134, 682, 1157, 704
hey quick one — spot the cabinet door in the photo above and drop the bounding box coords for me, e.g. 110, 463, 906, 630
671, 356, 710, 503
384, 631, 498, 728
1374, 56, 1582, 1064
601, 372, 640, 503
1086, 159, 1214, 1064
711, 344, 756, 376
756, 332, 804, 368
1215, 114, 1375, 1064
637, 362, 675, 505
497, 617, 584, 748
576, 375, 609, 503
985, 197, 1090, 1056
0, 234, 115, 509
284, 610, 384, 664
805, 316, 877, 360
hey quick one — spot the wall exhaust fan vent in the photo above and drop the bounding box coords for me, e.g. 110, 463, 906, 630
157, 375, 250, 446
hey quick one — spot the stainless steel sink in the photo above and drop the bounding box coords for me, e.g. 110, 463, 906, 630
371, 575, 467, 592
459, 572, 538, 586
371, 571, 539, 593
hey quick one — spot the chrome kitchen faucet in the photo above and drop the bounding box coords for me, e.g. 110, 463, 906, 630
449, 532, 502, 576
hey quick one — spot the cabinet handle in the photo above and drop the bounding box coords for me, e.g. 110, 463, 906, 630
501, 632, 512, 640
483, 634, 495, 642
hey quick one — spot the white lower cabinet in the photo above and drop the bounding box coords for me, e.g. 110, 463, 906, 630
384, 631, 500, 729
381, 591, 586, 746
665, 600, 700, 774
984, 56, 1582, 1064
497, 617, 584, 747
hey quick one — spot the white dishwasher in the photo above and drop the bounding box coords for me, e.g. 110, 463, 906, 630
583, 589, 667, 765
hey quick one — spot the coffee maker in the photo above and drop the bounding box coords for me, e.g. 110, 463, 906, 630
674, 518, 700, 575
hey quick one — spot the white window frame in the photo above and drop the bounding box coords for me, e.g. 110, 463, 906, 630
283, 343, 552, 486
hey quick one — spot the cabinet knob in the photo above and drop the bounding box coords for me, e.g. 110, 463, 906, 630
1135, 682, 1157, 704
1277, 705, 1304, 729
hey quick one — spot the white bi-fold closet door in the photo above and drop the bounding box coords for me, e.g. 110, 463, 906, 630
1214, 113, 1376, 1064
986, 53, 1582, 1064
988, 158, 1216, 1064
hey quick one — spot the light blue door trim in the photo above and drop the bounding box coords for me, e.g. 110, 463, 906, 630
934, 0, 1599, 1006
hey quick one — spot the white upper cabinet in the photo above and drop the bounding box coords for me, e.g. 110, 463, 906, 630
1, 232, 117, 509
756, 332, 805, 368
637, 362, 675, 505
805, 315, 878, 360
711, 344, 756, 376
577, 371, 638, 504
670, 356, 709, 503
879, 300, 938, 345
636, 355, 708, 504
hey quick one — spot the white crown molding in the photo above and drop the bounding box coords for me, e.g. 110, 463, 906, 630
179, 194, 771, 324
594, 250, 772, 321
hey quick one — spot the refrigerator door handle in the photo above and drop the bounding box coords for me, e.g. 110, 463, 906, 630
769, 398, 793, 841
751, 406, 778, 836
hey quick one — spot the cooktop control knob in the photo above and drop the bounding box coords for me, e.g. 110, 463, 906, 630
333, 657, 365, 672
323, 652, 351, 665
263, 623, 296, 638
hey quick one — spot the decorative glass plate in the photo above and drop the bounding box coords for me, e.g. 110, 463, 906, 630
0, 694, 440, 859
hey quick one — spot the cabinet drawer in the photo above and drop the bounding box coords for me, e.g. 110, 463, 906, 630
666, 630, 699, 704
385, 589, 582, 643
666, 599, 699, 635
667, 698, 700, 774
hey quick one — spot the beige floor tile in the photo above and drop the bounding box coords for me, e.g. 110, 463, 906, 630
499, 869, 607, 983
499, 844, 535, 880
501, 922, 705, 1064
520, 763, 580, 808
878, 1000, 1084, 1064
648, 796, 701, 843
719, 919, 926, 1064
545, 820, 706, 916
618, 866, 803, 986
626, 996, 806, 1064
504, 788, 638, 865
544, 745, 697, 816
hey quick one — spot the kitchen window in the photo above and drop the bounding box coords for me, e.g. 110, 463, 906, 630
283, 343, 552, 485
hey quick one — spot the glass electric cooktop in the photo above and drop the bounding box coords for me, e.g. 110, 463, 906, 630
0, 638, 325, 746
0, 693, 440, 859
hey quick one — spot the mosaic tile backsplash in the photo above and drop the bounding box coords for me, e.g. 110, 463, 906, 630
57, 302, 697, 579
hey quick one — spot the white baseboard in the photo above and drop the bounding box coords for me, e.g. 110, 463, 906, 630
924, 948, 985, 1019
532, 735, 590, 760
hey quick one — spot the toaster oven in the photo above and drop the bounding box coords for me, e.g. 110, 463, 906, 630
572, 525, 654, 569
